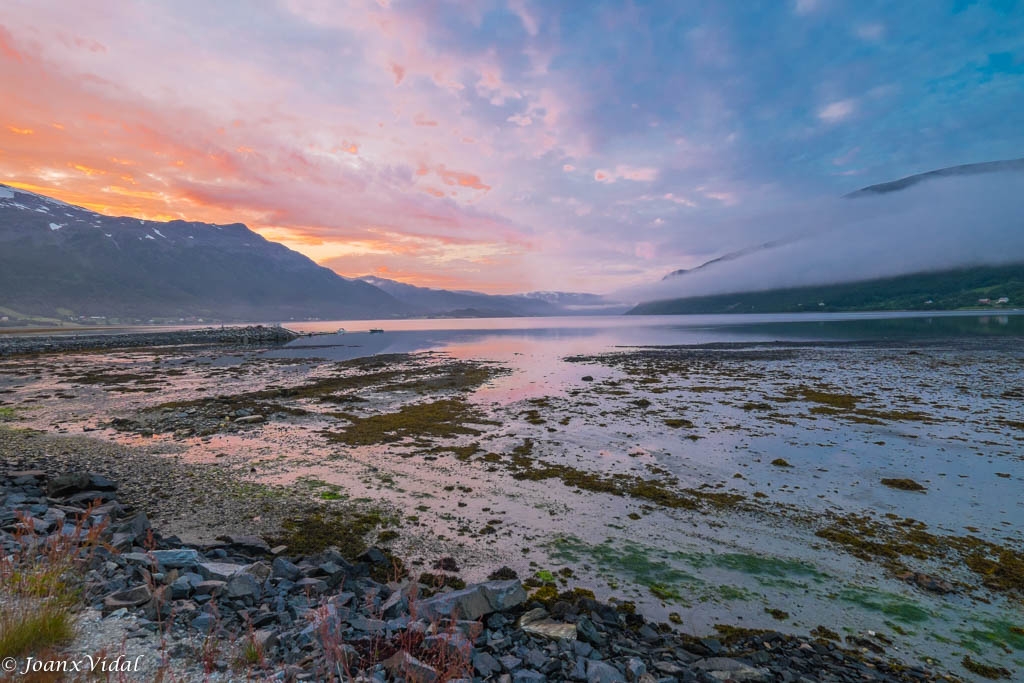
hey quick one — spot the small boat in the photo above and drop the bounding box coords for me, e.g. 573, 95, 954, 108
369, 328, 384, 334
336, 328, 346, 334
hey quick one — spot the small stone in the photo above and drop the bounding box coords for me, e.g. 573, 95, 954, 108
474, 652, 502, 678
500, 655, 523, 672
47, 472, 91, 497
218, 534, 271, 555
416, 580, 527, 621
151, 548, 201, 570
383, 651, 439, 683
194, 580, 227, 596
587, 659, 626, 683
198, 561, 244, 581
252, 628, 278, 652
625, 658, 646, 682
520, 607, 577, 641
102, 584, 152, 613
576, 616, 606, 647
294, 577, 328, 594
272, 556, 301, 581
693, 657, 770, 682
226, 573, 261, 600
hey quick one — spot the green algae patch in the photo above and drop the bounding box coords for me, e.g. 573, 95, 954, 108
685, 552, 828, 587
711, 584, 757, 601
880, 478, 927, 492
837, 588, 931, 624
956, 618, 1024, 655
545, 536, 703, 606
323, 399, 496, 446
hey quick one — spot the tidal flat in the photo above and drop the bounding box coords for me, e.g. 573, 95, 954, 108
1, 316, 1022, 679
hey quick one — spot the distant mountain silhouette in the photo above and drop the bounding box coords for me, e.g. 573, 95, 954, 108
0, 183, 407, 322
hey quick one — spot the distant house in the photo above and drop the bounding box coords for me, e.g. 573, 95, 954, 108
997, 296, 1010, 304
978, 298, 991, 305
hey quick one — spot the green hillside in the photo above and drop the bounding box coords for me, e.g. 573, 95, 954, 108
628, 264, 1024, 315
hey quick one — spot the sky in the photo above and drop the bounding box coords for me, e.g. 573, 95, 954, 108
1, 0, 1022, 295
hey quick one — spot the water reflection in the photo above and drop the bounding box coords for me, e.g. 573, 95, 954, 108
273, 311, 1024, 362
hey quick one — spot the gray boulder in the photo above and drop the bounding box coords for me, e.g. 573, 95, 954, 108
198, 561, 244, 581
416, 580, 526, 621
151, 548, 201, 570
693, 657, 770, 682
226, 573, 261, 600
102, 584, 152, 614
587, 660, 625, 683
48, 472, 91, 497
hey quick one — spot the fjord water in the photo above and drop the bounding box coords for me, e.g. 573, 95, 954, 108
278, 310, 1024, 361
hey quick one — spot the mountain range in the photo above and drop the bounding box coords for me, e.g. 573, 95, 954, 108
356, 276, 627, 318
629, 263, 1024, 315
0, 184, 407, 323
0, 184, 617, 323
634, 158, 1024, 315
4, 157, 1022, 324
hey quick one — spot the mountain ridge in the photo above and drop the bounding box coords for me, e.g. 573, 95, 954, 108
629, 263, 1024, 315
0, 183, 408, 322
356, 275, 627, 317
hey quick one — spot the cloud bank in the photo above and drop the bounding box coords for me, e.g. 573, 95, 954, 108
621, 170, 1024, 303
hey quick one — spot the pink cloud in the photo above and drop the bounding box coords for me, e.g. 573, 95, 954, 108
634, 241, 656, 259
507, 113, 533, 127
594, 165, 659, 183
0, 25, 25, 62
508, 0, 539, 37
435, 164, 491, 192
389, 61, 405, 84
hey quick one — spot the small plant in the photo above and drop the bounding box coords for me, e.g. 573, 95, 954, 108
0, 505, 110, 662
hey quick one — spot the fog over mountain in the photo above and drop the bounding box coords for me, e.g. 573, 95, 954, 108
621, 160, 1024, 305
358, 276, 628, 317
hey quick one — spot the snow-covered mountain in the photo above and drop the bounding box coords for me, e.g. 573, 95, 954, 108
0, 183, 407, 322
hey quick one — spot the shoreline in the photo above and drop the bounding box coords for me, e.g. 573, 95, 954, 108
0, 324, 299, 357
0, 427, 955, 682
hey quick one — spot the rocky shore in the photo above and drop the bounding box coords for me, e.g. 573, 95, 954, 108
1, 467, 955, 682
0, 325, 299, 357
